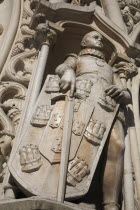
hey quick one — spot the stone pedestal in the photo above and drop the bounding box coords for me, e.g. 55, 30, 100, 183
0, 197, 81, 210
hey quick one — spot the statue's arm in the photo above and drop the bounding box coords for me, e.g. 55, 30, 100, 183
105, 72, 131, 105
55, 54, 77, 77
55, 54, 77, 96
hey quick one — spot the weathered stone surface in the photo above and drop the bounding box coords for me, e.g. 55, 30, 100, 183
0, 197, 81, 210
0, 0, 140, 210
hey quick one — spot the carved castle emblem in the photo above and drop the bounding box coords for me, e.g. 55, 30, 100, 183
45, 75, 60, 93
84, 120, 106, 145
75, 78, 93, 99
31, 105, 53, 127
98, 91, 116, 112
67, 157, 90, 187
19, 144, 42, 173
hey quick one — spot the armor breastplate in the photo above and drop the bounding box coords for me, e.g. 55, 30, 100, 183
76, 55, 113, 87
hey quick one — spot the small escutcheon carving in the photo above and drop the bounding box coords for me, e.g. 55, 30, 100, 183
31, 105, 53, 127
19, 144, 42, 173
67, 157, 90, 187
45, 75, 60, 93
84, 120, 106, 145
75, 78, 93, 100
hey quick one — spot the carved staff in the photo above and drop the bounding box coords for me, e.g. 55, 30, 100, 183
124, 66, 140, 209
57, 93, 74, 202
128, 78, 140, 206
131, 71, 140, 150
123, 120, 135, 210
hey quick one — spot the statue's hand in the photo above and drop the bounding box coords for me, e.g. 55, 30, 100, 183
105, 85, 124, 101
59, 69, 76, 97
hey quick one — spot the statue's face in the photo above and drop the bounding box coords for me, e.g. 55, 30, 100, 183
82, 31, 103, 49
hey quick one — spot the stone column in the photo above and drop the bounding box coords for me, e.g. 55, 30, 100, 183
124, 128, 135, 210
117, 64, 135, 210
8, 23, 57, 160
17, 27, 57, 135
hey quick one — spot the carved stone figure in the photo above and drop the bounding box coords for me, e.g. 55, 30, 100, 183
10, 31, 131, 210
0, 0, 140, 209
54, 31, 131, 210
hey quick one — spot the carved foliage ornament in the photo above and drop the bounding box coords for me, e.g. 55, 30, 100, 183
118, 0, 140, 33
3, 0, 38, 86
0, 108, 14, 182
6, 36, 37, 86
0, 82, 27, 130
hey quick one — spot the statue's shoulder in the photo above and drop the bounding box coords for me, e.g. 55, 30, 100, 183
65, 53, 78, 60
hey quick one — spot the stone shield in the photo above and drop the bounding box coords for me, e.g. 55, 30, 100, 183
9, 74, 119, 200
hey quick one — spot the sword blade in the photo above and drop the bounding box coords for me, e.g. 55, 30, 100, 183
57, 95, 74, 202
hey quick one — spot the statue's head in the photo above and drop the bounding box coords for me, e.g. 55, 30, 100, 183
81, 31, 103, 50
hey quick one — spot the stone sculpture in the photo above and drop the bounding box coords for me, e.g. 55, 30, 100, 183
0, 0, 140, 210
53, 31, 131, 210
9, 30, 132, 210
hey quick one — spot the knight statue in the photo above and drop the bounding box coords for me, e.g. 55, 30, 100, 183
9, 30, 132, 210
54, 30, 131, 210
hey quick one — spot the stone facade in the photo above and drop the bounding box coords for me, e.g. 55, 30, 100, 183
0, 0, 140, 210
